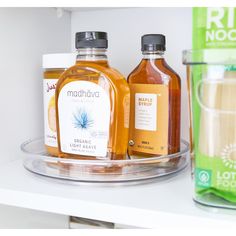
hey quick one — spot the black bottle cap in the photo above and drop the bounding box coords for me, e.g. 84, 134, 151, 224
75, 31, 108, 49
141, 34, 166, 52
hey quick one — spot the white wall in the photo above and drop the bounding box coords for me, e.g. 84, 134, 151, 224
0, 8, 71, 164
71, 8, 192, 140
0, 8, 191, 164
0, 7, 192, 163
0, 7, 191, 229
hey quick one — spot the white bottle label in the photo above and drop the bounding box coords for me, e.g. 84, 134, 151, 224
58, 81, 110, 158
43, 79, 58, 147
135, 93, 157, 131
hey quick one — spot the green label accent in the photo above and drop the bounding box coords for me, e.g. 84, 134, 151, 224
193, 7, 236, 49
195, 152, 236, 202
195, 168, 212, 188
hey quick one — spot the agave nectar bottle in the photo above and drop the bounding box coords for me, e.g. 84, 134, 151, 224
56, 32, 130, 160
128, 34, 181, 159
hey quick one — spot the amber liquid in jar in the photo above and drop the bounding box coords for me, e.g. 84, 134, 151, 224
44, 69, 66, 157
43, 53, 76, 157
128, 35, 181, 159
55, 48, 130, 160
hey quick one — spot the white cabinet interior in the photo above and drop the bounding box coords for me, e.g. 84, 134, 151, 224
0, 7, 193, 228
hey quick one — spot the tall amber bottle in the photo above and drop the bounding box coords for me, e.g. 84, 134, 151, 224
128, 34, 181, 158
55, 32, 130, 160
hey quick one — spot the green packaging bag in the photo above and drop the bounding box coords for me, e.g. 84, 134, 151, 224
192, 7, 236, 204
193, 7, 236, 49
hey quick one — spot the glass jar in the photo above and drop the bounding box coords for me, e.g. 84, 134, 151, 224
43, 53, 76, 156
183, 49, 236, 208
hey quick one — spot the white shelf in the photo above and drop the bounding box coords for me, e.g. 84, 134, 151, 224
0, 159, 236, 228
62, 7, 124, 12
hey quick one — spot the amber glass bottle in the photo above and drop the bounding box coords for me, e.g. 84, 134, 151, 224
55, 32, 130, 160
128, 34, 181, 158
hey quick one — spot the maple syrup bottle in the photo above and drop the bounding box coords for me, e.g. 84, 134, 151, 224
56, 32, 130, 160
128, 34, 181, 158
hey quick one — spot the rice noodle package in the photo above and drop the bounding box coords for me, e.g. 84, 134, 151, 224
193, 7, 236, 49
183, 7, 236, 208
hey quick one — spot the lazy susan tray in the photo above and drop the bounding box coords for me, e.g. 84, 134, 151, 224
21, 138, 189, 184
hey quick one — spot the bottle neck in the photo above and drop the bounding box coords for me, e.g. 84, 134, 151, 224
76, 48, 108, 62
142, 50, 164, 60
